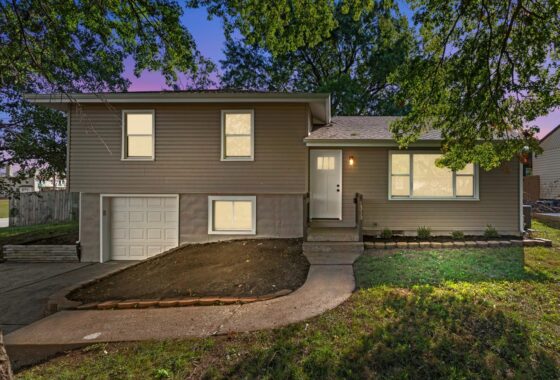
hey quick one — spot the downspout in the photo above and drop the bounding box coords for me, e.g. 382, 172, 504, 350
519, 162, 524, 235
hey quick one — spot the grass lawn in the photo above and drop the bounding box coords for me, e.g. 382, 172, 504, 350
0, 222, 79, 260
17, 220, 560, 379
0, 198, 8, 218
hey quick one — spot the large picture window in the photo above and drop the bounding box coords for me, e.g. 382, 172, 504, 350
208, 196, 256, 234
221, 110, 254, 161
389, 152, 477, 199
122, 110, 155, 160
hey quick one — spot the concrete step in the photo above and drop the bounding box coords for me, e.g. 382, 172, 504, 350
303, 241, 364, 254
306, 227, 360, 242
304, 251, 362, 265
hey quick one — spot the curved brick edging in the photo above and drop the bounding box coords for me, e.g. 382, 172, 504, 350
74, 289, 294, 311
364, 238, 551, 250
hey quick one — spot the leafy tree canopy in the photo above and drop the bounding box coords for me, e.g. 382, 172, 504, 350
198, 0, 560, 170
219, 0, 416, 116
0, 0, 214, 194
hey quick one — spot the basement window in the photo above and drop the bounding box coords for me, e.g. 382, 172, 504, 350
208, 196, 256, 234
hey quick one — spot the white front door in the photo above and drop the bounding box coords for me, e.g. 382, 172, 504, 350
310, 149, 342, 219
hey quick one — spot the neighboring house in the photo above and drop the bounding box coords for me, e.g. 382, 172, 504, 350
0, 165, 66, 193
26, 91, 523, 263
533, 125, 560, 200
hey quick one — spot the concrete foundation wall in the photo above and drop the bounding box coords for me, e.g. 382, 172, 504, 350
179, 194, 304, 243
79, 193, 100, 262
79, 193, 304, 262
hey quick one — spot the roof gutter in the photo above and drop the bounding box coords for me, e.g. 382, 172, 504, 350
304, 139, 442, 147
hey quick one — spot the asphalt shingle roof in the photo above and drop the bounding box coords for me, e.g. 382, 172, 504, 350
306, 116, 441, 141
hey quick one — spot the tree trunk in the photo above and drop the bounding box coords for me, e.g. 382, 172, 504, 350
0, 331, 13, 380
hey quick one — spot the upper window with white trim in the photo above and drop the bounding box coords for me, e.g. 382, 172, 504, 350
208, 196, 256, 234
221, 110, 254, 161
122, 110, 154, 160
389, 152, 478, 199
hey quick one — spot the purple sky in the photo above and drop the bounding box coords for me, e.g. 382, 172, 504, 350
123, 6, 558, 138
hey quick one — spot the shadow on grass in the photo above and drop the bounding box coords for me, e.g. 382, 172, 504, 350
354, 247, 553, 288
220, 287, 558, 379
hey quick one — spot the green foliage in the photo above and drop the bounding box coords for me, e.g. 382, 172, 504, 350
417, 226, 432, 239
0, 199, 8, 218
380, 227, 393, 239
0, 0, 216, 194
484, 224, 500, 239
215, 0, 416, 115
389, 0, 559, 170
451, 231, 464, 240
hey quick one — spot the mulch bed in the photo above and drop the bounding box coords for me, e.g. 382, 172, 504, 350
69, 238, 309, 304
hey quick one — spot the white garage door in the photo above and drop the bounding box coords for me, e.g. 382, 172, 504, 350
110, 196, 178, 260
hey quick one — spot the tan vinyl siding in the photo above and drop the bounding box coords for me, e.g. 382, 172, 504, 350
180, 194, 303, 243
312, 148, 520, 235
68, 103, 308, 194
533, 148, 560, 199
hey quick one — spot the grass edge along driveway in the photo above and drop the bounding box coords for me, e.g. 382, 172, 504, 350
17, 220, 560, 379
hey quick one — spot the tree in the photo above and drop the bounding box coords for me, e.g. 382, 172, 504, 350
198, 0, 559, 170
0, 0, 215, 194
219, 1, 416, 116
389, 0, 560, 170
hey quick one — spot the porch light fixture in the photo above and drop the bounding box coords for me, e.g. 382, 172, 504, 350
349, 156, 355, 166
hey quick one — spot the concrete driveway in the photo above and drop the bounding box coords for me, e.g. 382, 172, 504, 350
0, 261, 134, 334
0, 218, 8, 228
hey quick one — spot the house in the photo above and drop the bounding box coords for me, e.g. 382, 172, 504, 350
25, 91, 523, 263
0, 165, 66, 193
533, 125, 560, 200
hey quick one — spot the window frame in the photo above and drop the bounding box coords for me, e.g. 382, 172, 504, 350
221, 109, 255, 161
208, 195, 257, 235
121, 109, 155, 161
388, 151, 479, 201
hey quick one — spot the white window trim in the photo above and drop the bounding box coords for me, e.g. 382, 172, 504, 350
221, 109, 254, 161
208, 195, 257, 235
121, 109, 155, 161
388, 151, 480, 201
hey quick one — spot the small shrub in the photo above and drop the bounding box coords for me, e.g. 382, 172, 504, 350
380, 228, 392, 239
417, 226, 432, 239
451, 231, 464, 240
484, 224, 499, 238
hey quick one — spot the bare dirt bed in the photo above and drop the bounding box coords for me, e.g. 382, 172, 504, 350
69, 239, 309, 303
25, 232, 79, 245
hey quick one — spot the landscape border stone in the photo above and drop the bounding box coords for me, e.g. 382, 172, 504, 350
364, 238, 551, 250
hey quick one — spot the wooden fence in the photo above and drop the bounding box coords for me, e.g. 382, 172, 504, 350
523, 175, 541, 203
9, 191, 79, 227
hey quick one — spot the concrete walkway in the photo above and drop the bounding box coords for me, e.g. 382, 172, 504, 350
0, 218, 8, 228
5, 252, 357, 368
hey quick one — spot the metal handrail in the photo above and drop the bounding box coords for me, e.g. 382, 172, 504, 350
354, 192, 364, 242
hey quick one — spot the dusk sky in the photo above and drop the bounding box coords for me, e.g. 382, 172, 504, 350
123, 5, 558, 139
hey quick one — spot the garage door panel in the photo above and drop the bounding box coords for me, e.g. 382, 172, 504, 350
147, 198, 162, 207
165, 228, 177, 239
129, 246, 146, 257
165, 211, 178, 223
147, 246, 163, 255
147, 229, 162, 239
147, 211, 162, 222
109, 196, 178, 260
129, 228, 144, 239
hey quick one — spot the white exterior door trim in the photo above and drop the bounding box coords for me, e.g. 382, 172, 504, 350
99, 194, 180, 263
310, 149, 343, 220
